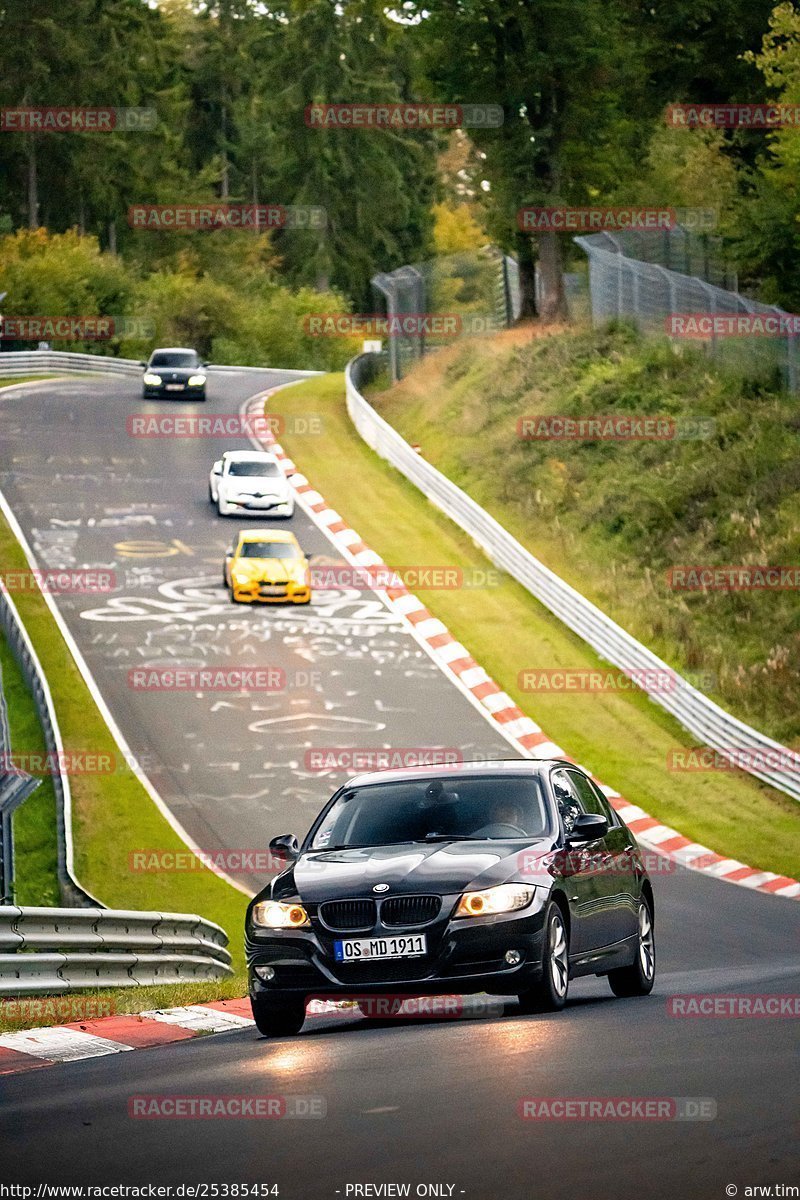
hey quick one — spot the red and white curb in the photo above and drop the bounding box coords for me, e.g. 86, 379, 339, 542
244, 388, 800, 903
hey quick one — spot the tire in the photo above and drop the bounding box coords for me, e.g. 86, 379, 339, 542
250, 993, 306, 1037
517, 901, 570, 1013
209, 485, 215, 503
608, 897, 655, 998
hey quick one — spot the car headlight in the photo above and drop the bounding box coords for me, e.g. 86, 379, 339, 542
188, 374, 206, 386
454, 883, 535, 918
252, 900, 310, 929
143, 373, 162, 385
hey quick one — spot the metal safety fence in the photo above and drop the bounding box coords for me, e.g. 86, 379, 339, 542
0, 349, 142, 377
0, 906, 232, 994
372, 247, 521, 383
346, 353, 800, 804
576, 230, 799, 393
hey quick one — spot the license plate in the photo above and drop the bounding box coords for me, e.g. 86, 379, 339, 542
334, 935, 427, 962
165, 383, 184, 391
260, 585, 287, 595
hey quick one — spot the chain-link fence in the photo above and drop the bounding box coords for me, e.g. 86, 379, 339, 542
372, 246, 521, 382
576, 229, 799, 393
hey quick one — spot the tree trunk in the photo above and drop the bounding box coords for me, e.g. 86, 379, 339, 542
536, 229, 567, 321
27, 136, 39, 229
514, 230, 538, 319
108, 220, 117, 255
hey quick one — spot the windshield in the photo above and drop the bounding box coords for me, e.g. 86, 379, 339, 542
227, 461, 281, 477
149, 351, 200, 368
239, 541, 301, 559
310, 774, 548, 850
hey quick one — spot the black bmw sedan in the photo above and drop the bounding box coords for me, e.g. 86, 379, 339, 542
141, 347, 207, 400
246, 760, 656, 1036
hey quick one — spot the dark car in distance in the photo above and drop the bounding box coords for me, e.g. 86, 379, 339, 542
142, 347, 207, 400
246, 760, 656, 1036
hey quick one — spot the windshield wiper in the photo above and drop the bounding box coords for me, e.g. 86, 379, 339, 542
416, 833, 487, 842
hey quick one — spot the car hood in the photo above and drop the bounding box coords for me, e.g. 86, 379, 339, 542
271, 839, 556, 903
231, 557, 305, 583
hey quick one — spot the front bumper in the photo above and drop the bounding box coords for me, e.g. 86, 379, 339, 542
222, 497, 293, 516
246, 890, 549, 998
143, 381, 206, 399
231, 579, 311, 604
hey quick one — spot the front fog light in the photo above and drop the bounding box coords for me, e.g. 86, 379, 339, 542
505, 950, 522, 966
254, 965, 275, 982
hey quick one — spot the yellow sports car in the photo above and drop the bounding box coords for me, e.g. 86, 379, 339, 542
224, 529, 311, 604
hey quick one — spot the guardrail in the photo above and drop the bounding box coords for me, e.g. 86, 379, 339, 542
0, 581, 98, 906
0, 349, 142, 377
345, 353, 800, 803
0, 906, 232, 993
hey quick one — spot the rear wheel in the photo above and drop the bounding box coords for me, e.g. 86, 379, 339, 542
517, 901, 569, 1013
250, 993, 306, 1037
608, 897, 655, 997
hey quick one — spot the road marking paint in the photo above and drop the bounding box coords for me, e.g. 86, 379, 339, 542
0, 1027, 133, 1061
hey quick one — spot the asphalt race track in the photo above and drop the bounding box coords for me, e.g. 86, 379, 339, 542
0, 370, 798, 1197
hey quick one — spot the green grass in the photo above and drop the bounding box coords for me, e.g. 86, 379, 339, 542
373, 325, 800, 745
271, 372, 799, 881
0, 635, 60, 906
0, 375, 58, 386
0, 510, 250, 970
0, 976, 247, 1034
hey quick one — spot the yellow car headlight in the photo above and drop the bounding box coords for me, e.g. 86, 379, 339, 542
188, 374, 206, 386
252, 900, 310, 929
454, 883, 535, 918
143, 372, 162, 385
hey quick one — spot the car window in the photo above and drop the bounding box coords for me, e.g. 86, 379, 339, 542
227, 461, 281, 477
566, 770, 606, 817
310, 774, 549, 850
587, 778, 619, 827
149, 351, 200, 368
550, 768, 583, 836
238, 541, 301, 559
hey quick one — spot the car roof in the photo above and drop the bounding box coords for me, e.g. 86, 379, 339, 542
149, 346, 199, 355
223, 450, 278, 462
238, 528, 298, 543
342, 758, 574, 789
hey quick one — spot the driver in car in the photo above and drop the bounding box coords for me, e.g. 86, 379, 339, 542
471, 799, 527, 838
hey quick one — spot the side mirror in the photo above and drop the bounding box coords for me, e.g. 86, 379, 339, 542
269, 834, 299, 862
212, 461, 223, 475
202, 361, 210, 369
139, 361, 147, 369
225, 548, 234, 559
568, 813, 608, 843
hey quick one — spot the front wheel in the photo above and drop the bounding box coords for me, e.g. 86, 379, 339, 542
517, 901, 570, 1013
250, 993, 306, 1037
608, 898, 655, 997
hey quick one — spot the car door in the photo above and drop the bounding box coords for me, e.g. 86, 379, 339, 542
549, 767, 606, 958
567, 769, 638, 948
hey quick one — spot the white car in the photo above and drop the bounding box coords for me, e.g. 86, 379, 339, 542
209, 450, 295, 518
